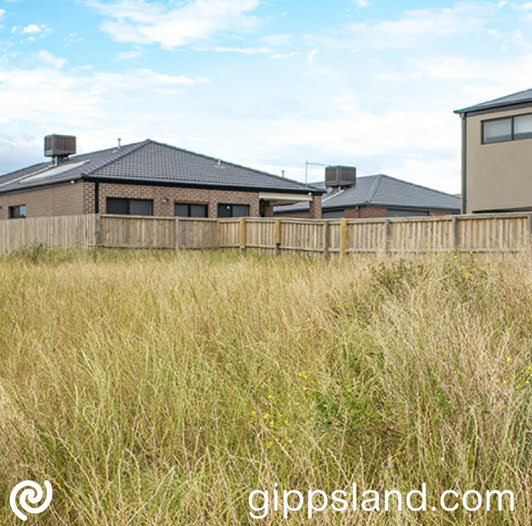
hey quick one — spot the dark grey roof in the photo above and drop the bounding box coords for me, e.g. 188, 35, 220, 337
455, 88, 532, 115
275, 174, 460, 213
0, 143, 136, 193
0, 139, 320, 195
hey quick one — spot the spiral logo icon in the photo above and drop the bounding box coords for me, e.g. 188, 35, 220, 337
9, 480, 52, 521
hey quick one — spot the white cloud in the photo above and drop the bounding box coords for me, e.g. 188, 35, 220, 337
116, 49, 141, 60
11, 23, 51, 40
354, 0, 370, 6
22, 24, 44, 34
0, 9, 5, 20
211, 45, 270, 54
311, 2, 498, 50
270, 51, 299, 60
37, 50, 67, 69
260, 34, 293, 47
87, 0, 261, 49
0, 61, 214, 175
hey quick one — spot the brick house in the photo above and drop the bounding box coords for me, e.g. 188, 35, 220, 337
0, 135, 322, 220
275, 166, 460, 218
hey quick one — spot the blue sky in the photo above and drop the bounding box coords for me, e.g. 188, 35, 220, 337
1, 0, 531, 192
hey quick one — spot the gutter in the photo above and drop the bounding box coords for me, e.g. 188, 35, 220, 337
82, 176, 324, 196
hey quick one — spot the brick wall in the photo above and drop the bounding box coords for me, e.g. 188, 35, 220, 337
98, 183, 260, 218
344, 208, 359, 218
0, 181, 322, 220
359, 207, 387, 218
0, 181, 92, 220
308, 195, 322, 219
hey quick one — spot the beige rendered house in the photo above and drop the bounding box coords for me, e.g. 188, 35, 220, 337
455, 89, 532, 214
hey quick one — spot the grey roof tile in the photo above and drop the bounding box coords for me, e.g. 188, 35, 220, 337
275, 174, 460, 213
0, 139, 319, 194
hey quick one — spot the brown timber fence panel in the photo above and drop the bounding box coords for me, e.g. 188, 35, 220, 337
279, 219, 326, 252
347, 220, 388, 253
0, 214, 98, 254
218, 219, 241, 248
389, 217, 454, 253
457, 214, 529, 252
178, 218, 218, 249
328, 221, 341, 254
246, 219, 275, 251
100, 215, 175, 249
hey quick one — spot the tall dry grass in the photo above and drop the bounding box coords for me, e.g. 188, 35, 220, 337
0, 248, 530, 525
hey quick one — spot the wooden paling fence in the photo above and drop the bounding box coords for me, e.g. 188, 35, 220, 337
0, 214, 99, 255
0, 212, 531, 256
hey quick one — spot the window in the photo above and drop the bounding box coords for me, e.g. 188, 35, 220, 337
9, 205, 26, 219
174, 203, 208, 217
217, 204, 250, 218
483, 118, 512, 144
482, 113, 532, 144
514, 114, 532, 140
106, 198, 153, 216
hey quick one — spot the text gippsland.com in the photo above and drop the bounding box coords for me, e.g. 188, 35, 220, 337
248, 483, 515, 520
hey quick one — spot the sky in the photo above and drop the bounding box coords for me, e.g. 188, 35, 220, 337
1, 1, 532, 192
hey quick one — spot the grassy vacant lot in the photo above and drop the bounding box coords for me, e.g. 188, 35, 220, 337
0, 248, 530, 525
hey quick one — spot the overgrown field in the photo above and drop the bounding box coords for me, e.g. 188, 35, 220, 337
0, 248, 530, 525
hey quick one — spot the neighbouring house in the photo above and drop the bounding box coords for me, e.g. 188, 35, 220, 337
455, 88, 532, 214
0, 135, 323, 220
275, 166, 460, 218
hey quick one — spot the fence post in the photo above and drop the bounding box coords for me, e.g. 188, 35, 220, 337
323, 220, 330, 259
384, 219, 391, 255
175, 217, 180, 251
95, 213, 102, 248
452, 215, 458, 252
240, 217, 247, 250
340, 217, 348, 258
215, 219, 220, 249
274, 219, 281, 255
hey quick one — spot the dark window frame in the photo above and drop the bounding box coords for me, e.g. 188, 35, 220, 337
106, 197, 153, 216
174, 202, 208, 218
482, 112, 532, 144
217, 203, 250, 218
8, 204, 27, 219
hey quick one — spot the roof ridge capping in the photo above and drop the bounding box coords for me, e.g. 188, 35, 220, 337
454, 87, 532, 114
145, 139, 320, 193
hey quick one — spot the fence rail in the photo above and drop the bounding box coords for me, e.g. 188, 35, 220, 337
0, 212, 530, 256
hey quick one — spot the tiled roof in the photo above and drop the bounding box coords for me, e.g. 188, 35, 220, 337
0, 139, 319, 194
455, 88, 532, 114
0, 144, 134, 193
276, 174, 460, 213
